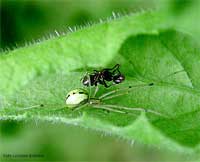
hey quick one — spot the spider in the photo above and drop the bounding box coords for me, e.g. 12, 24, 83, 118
81, 64, 125, 88
19, 81, 165, 118
63, 83, 164, 117
17, 69, 184, 118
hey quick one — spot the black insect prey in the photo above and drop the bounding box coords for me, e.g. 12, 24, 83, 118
81, 64, 125, 88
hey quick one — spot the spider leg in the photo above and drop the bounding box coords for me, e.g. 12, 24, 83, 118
73, 103, 88, 112
100, 69, 185, 100
91, 74, 102, 96
15, 104, 66, 112
17, 104, 44, 111
161, 69, 185, 80
99, 83, 154, 100
91, 105, 130, 114
101, 104, 168, 118
84, 73, 92, 99
48, 107, 66, 112
101, 91, 129, 101
93, 85, 99, 97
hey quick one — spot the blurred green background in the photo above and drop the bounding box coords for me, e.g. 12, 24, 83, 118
1, 0, 156, 49
0, 0, 199, 161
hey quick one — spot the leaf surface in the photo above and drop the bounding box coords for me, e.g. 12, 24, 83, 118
0, 11, 200, 154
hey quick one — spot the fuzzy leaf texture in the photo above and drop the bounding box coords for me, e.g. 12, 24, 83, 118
0, 11, 200, 154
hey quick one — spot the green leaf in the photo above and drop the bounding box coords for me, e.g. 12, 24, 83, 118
0, 11, 200, 154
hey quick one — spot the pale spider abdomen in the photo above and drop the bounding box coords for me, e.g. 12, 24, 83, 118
65, 88, 88, 109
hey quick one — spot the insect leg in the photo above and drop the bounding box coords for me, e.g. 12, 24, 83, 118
102, 79, 110, 88
112, 64, 121, 74
110, 64, 120, 71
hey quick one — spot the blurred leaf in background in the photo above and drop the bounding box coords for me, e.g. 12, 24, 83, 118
1, 0, 200, 49
157, 0, 200, 41
0, 120, 197, 162
0, 0, 156, 49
